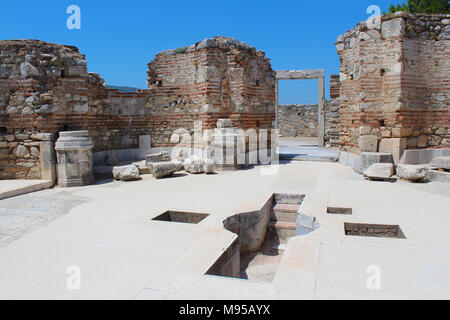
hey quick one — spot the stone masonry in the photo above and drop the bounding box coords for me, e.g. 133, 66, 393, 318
277, 75, 340, 146
335, 12, 450, 154
0, 37, 276, 179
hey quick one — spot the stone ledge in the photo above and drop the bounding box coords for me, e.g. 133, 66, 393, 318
0, 179, 53, 200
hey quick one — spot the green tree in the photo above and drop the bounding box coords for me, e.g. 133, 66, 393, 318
387, 0, 450, 14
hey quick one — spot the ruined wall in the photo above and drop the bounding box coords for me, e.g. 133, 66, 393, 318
277, 75, 340, 146
335, 13, 450, 154
278, 101, 340, 145
279, 104, 320, 137
147, 36, 276, 147
0, 37, 276, 179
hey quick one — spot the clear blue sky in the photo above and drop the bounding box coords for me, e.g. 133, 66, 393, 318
1, 0, 401, 104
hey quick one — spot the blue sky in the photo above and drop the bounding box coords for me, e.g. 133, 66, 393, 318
1, 0, 401, 104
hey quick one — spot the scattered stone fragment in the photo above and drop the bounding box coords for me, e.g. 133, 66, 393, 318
429, 156, 450, 171
396, 164, 429, 181
360, 152, 393, 173
184, 157, 204, 174
112, 164, 140, 181
146, 151, 170, 165
203, 158, 215, 174
150, 161, 182, 179
364, 163, 394, 180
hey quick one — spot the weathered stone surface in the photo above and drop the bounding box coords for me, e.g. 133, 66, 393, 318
184, 157, 204, 174
145, 151, 170, 165
382, 18, 405, 38
217, 119, 233, 128
36, 104, 59, 114
150, 161, 182, 179
0, 37, 275, 179
13, 145, 29, 158
429, 156, 450, 170
359, 135, 379, 152
276, 69, 324, 80
278, 100, 340, 146
336, 14, 449, 153
417, 135, 428, 148
360, 152, 394, 173
379, 138, 406, 164
203, 158, 215, 174
396, 164, 429, 181
112, 164, 140, 181
55, 131, 94, 187
364, 163, 394, 179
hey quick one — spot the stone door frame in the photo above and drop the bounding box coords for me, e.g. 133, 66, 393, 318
275, 69, 325, 147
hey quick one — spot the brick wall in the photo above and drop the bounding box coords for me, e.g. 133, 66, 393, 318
147, 36, 276, 147
0, 37, 276, 179
335, 13, 450, 154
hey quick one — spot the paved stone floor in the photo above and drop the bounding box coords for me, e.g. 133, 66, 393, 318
0, 189, 90, 248
279, 137, 339, 161
0, 160, 448, 299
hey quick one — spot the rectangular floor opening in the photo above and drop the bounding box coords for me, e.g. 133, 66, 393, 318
152, 211, 209, 224
344, 222, 406, 239
206, 193, 305, 283
327, 207, 352, 215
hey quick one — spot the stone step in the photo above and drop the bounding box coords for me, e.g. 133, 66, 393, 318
273, 203, 300, 213
267, 221, 297, 242
270, 210, 297, 223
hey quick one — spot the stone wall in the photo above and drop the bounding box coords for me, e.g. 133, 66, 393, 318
279, 104, 320, 137
147, 36, 276, 147
277, 75, 340, 146
335, 13, 450, 154
0, 37, 276, 179
278, 100, 340, 145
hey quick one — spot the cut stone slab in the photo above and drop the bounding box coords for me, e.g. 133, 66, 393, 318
429, 156, 450, 170
112, 164, 140, 181
379, 138, 406, 164
0, 180, 53, 200
428, 170, 450, 183
151, 161, 182, 179
396, 164, 429, 181
364, 163, 395, 180
145, 151, 170, 165
360, 152, 393, 173
382, 18, 405, 38
184, 158, 204, 174
358, 135, 378, 152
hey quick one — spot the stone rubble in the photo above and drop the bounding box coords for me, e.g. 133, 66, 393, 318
364, 163, 395, 180
150, 161, 183, 179
429, 156, 450, 170
183, 157, 216, 174
396, 164, 429, 181
112, 164, 141, 181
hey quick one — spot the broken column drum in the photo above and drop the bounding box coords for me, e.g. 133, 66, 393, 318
55, 131, 94, 187
211, 120, 244, 171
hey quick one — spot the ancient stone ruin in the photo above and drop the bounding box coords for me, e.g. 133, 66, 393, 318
0, 12, 449, 184
0, 37, 276, 181
336, 12, 449, 157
